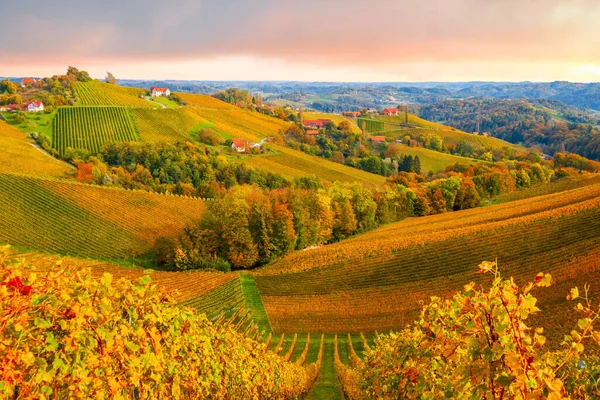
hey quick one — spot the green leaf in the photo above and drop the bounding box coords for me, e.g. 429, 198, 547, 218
497, 374, 513, 387
140, 275, 152, 286
34, 317, 52, 329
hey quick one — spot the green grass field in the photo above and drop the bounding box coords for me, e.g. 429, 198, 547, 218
146, 96, 179, 109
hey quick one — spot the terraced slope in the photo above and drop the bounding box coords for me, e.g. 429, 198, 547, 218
131, 108, 206, 142
188, 107, 291, 142
75, 81, 152, 107
0, 173, 206, 260
0, 122, 72, 177
248, 144, 387, 185
386, 144, 483, 173
254, 183, 600, 334
53, 106, 139, 155
376, 114, 521, 150
175, 92, 239, 109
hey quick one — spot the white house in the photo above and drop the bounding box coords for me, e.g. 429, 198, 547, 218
150, 87, 171, 97
25, 101, 44, 112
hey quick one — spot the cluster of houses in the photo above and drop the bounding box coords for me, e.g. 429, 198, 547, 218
0, 101, 44, 113
150, 86, 171, 97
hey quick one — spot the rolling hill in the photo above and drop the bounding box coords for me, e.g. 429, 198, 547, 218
375, 114, 523, 151
0, 121, 73, 177
253, 178, 600, 339
0, 173, 206, 260
248, 144, 387, 185
75, 81, 153, 107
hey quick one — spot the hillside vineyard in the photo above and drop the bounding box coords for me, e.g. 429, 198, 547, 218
1, 67, 600, 399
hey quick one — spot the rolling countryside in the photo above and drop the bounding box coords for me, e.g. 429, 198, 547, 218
2, 52, 600, 397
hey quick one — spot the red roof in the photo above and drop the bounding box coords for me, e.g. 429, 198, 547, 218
371, 136, 386, 142
153, 87, 169, 92
383, 107, 398, 114
303, 119, 332, 128
22, 78, 36, 85
25, 101, 43, 108
231, 138, 247, 148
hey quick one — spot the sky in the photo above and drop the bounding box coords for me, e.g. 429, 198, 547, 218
1, 0, 599, 82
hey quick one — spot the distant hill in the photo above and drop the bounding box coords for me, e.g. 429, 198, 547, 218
416, 99, 600, 160
119, 80, 600, 112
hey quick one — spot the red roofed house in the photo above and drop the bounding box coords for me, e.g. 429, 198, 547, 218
231, 138, 249, 153
303, 119, 332, 129
305, 129, 319, 136
1, 104, 24, 112
21, 78, 37, 87
25, 101, 44, 112
150, 86, 171, 97
371, 136, 386, 143
382, 107, 399, 116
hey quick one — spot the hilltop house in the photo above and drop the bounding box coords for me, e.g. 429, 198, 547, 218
370, 136, 386, 143
231, 138, 249, 153
303, 119, 332, 129
21, 78, 37, 87
25, 101, 44, 112
150, 87, 171, 97
382, 107, 399, 116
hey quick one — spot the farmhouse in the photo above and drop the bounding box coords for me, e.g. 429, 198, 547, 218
231, 138, 248, 153
370, 136, 386, 143
303, 119, 332, 129
150, 87, 171, 97
382, 107, 399, 116
1, 104, 23, 112
21, 78, 37, 87
25, 101, 44, 112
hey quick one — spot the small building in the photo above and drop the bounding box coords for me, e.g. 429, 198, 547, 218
395, 139, 403, 144
371, 136, 386, 143
305, 129, 319, 136
303, 119, 332, 129
231, 138, 248, 153
21, 77, 37, 87
2, 104, 24, 112
25, 101, 44, 112
382, 107, 399, 116
150, 87, 171, 97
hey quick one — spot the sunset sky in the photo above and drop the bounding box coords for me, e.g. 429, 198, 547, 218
2, 0, 599, 82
